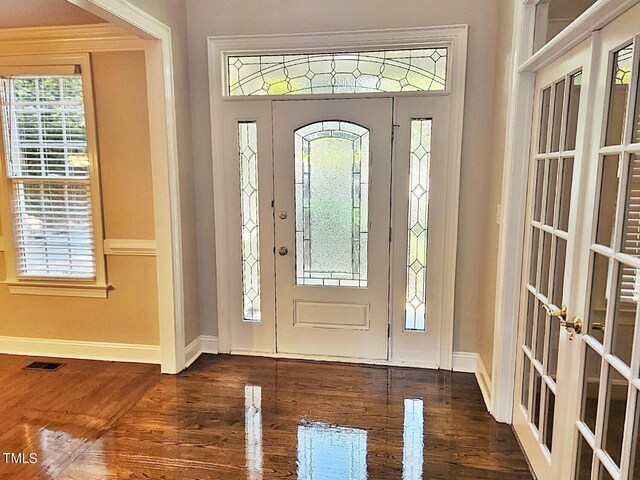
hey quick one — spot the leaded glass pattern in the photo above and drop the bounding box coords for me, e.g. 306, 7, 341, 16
239, 122, 261, 321
405, 119, 432, 331
295, 121, 369, 287
227, 48, 447, 96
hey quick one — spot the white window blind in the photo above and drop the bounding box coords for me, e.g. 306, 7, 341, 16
621, 156, 640, 302
0, 75, 96, 279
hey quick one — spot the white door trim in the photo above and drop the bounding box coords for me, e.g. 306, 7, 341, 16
492, 0, 640, 422
208, 25, 467, 369
65, 0, 186, 373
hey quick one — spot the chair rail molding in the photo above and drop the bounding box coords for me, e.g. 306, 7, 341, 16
104, 239, 157, 256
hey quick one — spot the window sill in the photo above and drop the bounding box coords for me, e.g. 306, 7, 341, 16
3, 281, 111, 298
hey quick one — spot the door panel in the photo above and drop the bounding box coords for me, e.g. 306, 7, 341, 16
514, 38, 592, 479
272, 98, 392, 360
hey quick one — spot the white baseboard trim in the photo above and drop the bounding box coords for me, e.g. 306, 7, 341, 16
476, 354, 493, 412
451, 351, 477, 373
0, 335, 160, 364
184, 335, 219, 368
452, 351, 493, 413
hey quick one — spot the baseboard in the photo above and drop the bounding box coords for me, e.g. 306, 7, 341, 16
0, 335, 160, 364
476, 354, 493, 412
184, 335, 219, 368
451, 351, 477, 373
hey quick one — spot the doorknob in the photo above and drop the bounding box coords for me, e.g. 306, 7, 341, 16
543, 303, 582, 335
278, 246, 288, 256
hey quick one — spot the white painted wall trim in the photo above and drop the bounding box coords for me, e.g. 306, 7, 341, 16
451, 351, 477, 373
476, 354, 492, 412
0, 23, 144, 54
452, 352, 492, 412
104, 239, 157, 256
208, 25, 467, 369
185, 335, 219, 368
0, 335, 160, 364
66, 0, 186, 374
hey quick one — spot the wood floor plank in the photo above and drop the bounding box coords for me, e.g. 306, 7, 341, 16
0, 353, 532, 479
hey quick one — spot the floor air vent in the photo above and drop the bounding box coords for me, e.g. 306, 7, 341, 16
24, 361, 64, 371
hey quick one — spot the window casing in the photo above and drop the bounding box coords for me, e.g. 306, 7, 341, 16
0, 56, 107, 297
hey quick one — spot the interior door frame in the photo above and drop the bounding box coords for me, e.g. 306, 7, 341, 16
493, 0, 640, 423
207, 26, 468, 369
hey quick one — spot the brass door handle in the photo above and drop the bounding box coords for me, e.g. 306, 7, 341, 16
543, 304, 582, 334
542, 303, 567, 320
591, 322, 605, 333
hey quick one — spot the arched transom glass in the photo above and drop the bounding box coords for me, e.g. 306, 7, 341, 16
227, 48, 447, 96
295, 121, 369, 287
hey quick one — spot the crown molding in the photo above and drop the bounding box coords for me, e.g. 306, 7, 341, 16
0, 23, 144, 55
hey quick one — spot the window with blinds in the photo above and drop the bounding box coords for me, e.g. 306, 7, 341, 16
0, 75, 96, 279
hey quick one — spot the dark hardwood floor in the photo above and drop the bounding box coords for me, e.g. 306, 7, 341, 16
0, 353, 532, 479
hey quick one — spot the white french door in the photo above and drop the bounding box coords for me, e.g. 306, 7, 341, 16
514, 5, 640, 479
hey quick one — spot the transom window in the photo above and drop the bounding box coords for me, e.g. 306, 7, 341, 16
227, 48, 448, 96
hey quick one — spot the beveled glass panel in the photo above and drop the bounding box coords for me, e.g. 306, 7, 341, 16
521, 355, 531, 412
588, 254, 610, 344
295, 121, 369, 287
405, 119, 432, 330
534, 159, 545, 222
603, 366, 629, 467
575, 434, 594, 480
596, 155, 621, 247
606, 44, 633, 146
581, 344, 602, 434
551, 80, 566, 153
544, 389, 555, 452
611, 263, 636, 367
566, 72, 582, 151
239, 122, 261, 322
228, 48, 448, 96
558, 158, 574, 232
529, 227, 540, 287
533, 370, 542, 430
540, 232, 552, 298
622, 154, 640, 258
539, 88, 552, 154
546, 158, 558, 226
535, 303, 546, 362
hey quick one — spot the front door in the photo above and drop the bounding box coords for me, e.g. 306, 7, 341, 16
272, 98, 392, 361
514, 5, 640, 479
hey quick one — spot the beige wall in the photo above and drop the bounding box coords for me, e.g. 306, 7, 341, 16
0, 50, 159, 346
128, 0, 202, 346
185, 0, 505, 354
479, 0, 516, 378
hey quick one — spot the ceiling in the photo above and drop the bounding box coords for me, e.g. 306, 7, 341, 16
0, 0, 105, 29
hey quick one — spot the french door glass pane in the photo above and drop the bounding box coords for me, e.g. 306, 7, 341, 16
405, 119, 432, 331
552, 80, 566, 152
546, 158, 559, 226
540, 233, 553, 297
588, 253, 609, 344
526, 291, 536, 349
605, 44, 633, 146
559, 158, 575, 231
596, 155, 621, 247
629, 395, 640, 479
566, 72, 583, 151
530, 227, 541, 287
600, 464, 615, 480
582, 344, 602, 434
539, 88, 552, 154
544, 390, 556, 451
533, 370, 543, 430
612, 263, 636, 366
576, 433, 594, 480
522, 356, 531, 412
239, 122, 261, 321
553, 237, 567, 307
294, 121, 369, 287
535, 303, 546, 362
634, 72, 640, 143
534, 159, 545, 221
603, 366, 629, 467
622, 154, 640, 258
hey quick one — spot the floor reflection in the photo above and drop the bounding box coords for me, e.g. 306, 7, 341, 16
244, 385, 263, 480
297, 421, 368, 480
403, 398, 424, 480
